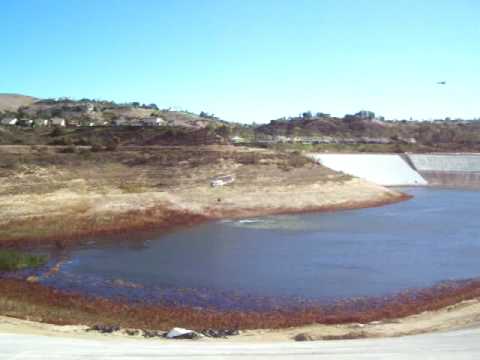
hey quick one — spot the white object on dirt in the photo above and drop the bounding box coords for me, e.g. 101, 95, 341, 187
166, 327, 194, 339
210, 174, 235, 187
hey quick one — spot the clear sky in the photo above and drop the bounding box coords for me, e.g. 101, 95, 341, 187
1, 0, 479, 123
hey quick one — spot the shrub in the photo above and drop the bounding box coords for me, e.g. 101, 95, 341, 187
0, 158, 18, 170
105, 136, 120, 151
90, 143, 104, 152
236, 152, 259, 165
75, 137, 91, 146
287, 151, 311, 167
50, 127, 64, 137
0, 250, 47, 271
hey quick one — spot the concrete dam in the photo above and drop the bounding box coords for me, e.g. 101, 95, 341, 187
409, 154, 480, 188
309, 153, 480, 187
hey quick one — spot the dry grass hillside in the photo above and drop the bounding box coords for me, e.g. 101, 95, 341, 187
0, 94, 37, 112
0, 145, 404, 245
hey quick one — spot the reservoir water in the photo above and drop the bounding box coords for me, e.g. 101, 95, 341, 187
44, 187, 480, 310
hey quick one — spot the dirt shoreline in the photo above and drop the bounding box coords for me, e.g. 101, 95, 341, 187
0, 190, 411, 249
1, 280, 480, 342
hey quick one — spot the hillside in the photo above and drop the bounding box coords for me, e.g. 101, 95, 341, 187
0, 94, 37, 112
0, 95, 225, 129
0, 126, 230, 146
256, 115, 480, 152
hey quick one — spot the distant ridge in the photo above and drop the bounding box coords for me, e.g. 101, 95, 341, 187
0, 93, 37, 112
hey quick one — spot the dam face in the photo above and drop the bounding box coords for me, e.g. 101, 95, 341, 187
408, 154, 480, 188
310, 153, 480, 187
408, 154, 480, 172
309, 153, 427, 186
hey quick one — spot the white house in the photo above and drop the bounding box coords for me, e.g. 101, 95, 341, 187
274, 135, 290, 143
142, 117, 165, 126
113, 118, 129, 126
0, 118, 18, 126
34, 119, 49, 127
230, 136, 245, 144
50, 117, 66, 127
20, 119, 34, 126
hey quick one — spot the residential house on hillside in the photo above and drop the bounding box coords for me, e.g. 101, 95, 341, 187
230, 135, 245, 144
18, 119, 34, 127
34, 119, 49, 127
297, 136, 336, 144
142, 117, 165, 126
113, 118, 129, 126
50, 117, 66, 127
355, 110, 376, 120
114, 117, 151, 127
0, 118, 18, 126
359, 136, 391, 144
274, 135, 290, 143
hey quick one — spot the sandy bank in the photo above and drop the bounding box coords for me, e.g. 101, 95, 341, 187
0, 179, 406, 245
2, 296, 480, 342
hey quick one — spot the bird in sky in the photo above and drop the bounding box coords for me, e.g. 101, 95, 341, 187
437, 81, 447, 85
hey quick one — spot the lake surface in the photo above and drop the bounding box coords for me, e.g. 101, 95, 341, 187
43, 187, 480, 310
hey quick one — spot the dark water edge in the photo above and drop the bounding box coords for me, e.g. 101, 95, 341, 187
15, 187, 480, 312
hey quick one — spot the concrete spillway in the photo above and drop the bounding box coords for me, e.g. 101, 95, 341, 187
309, 154, 427, 186
408, 154, 480, 188
408, 154, 480, 172
310, 153, 480, 188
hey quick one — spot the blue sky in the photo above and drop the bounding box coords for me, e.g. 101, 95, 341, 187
1, 0, 479, 123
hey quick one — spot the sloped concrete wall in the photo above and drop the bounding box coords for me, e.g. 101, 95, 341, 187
408, 154, 480, 172
408, 154, 480, 187
309, 154, 427, 186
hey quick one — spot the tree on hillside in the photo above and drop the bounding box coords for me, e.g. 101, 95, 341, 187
302, 111, 312, 119
102, 111, 118, 123
50, 126, 64, 137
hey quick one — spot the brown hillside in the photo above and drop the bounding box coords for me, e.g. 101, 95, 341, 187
0, 94, 37, 112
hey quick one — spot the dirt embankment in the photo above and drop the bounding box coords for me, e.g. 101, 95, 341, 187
0, 145, 406, 246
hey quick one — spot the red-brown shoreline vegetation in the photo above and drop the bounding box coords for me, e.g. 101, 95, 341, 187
1, 276, 480, 330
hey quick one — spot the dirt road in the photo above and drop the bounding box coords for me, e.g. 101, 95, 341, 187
2, 327, 480, 359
